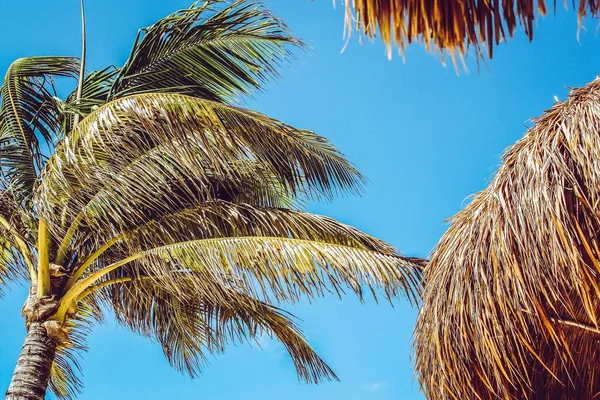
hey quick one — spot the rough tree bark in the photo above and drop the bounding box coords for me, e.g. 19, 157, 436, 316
5, 322, 57, 400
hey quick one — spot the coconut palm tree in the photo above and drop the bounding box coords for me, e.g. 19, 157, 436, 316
340, 0, 600, 63
414, 78, 600, 399
1, 2, 424, 399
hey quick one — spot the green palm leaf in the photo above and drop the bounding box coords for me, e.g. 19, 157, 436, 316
36, 93, 363, 239
120, 200, 398, 256
60, 223, 421, 381
0, 239, 21, 295
137, 236, 420, 302
48, 301, 101, 400
68, 200, 423, 303
0, 57, 79, 199
110, 0, 301, 101
59, 66, 119, 133
0, 189, 36, 288
106, 277, 337, 383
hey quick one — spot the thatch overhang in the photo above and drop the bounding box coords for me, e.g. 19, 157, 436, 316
342, 0, 599, 63
415, 78, 600, 399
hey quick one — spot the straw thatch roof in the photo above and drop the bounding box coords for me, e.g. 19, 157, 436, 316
414, 78, 600, 399
343, 0, 599, 62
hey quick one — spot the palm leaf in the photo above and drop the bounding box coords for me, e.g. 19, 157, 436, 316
57, 198, 423, 320
0, 189, 36, 288
60, 66, 119, 133
0, 57, 79, 199
36, 93, 363, 240
137, 236, 420, 303
104, 276, 337, 383
48, 302, 101, 400
120, 200, 398, 257
110, 0, 301, 101
78, 200, 423, 304
0, 239, 22, 295
0, 187, 30, 238
70, 228, 422, 310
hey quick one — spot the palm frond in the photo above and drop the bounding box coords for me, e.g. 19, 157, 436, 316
110, 0, 301, 101
342, 0, 600, 64
48, 339, 83, 400
119, 200, 398, 257
0, 189, 37, 288
195, 237, 410, 299
56, 198, 423, 322
36, 93, 363, 241
98, 275, 337, 383
0, 240, 23, 295
0, 57, 79, 199
415, 77, 600, 399
60, 66, 119, 133
106, 233, 422, 305
48, 302, 101, 400
0, 188, 30, 238
78, 200, 423, 304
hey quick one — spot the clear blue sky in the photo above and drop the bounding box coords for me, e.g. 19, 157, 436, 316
0, 1, 599, 399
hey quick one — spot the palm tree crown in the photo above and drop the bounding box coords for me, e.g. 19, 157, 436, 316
0, 2, 423, 399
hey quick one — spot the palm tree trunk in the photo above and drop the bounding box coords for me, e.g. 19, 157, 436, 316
5, 322, 56, 400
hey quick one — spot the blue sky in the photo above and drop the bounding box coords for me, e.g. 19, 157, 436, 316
0, 1, 599, 399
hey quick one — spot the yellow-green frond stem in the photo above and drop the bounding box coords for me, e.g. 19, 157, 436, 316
62, 233, 123, 293
75, 276, 133, 303
55, 214, 83, 266
54, 254, 141, 322
37, 219, 51, 297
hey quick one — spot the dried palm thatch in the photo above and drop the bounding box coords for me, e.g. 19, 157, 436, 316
414, 78, 600, 399
341, 0, 600, 63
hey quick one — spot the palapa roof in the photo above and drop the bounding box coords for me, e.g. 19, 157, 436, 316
342, 0, 599, 63
414, 78, 600, 399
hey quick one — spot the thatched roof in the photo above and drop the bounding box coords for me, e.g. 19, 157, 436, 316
343, 0, 599, 62
414, 78, 600, 399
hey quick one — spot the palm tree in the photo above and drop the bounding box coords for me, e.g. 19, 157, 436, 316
414, 78, 600, 399
1, 2, 424, 399
340, 0, 600, 63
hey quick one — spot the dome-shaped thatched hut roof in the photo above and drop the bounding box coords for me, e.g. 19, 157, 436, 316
415, 78, 600, 399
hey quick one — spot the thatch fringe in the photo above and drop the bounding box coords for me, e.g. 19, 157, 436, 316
414, 78, 600, 399
343, 0, 600, 63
